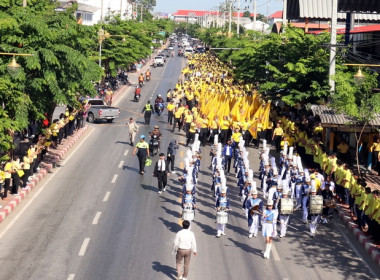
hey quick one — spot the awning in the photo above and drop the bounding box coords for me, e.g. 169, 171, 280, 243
311, 105, 380, 127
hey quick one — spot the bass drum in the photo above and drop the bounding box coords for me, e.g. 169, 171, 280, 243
280, 198, 294, 215
182, 208, 195, 221
310, 195, 323, 215
216, 211, 228, 224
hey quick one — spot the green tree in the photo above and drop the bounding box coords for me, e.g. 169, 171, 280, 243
332, 68, 380, 172
0, 0, 102, 157
243, 11, 250, 18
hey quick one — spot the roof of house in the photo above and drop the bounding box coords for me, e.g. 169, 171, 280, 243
269, 11, 283, 19
308, 23, 380, 34
311, 105, 380, 127
272, 22, 330, 34
287, 0, 380, 20
172, 10, 256, 17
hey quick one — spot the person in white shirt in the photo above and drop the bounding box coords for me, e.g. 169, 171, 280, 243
153, 153, 170, 194
173, 220, 197, 280
127, 117, 138, 146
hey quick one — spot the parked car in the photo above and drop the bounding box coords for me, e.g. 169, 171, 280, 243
85, 98, 120, 123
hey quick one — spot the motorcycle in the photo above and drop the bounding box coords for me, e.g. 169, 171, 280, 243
139, 80, 144, 87
134, 87, 141, 102
155, 102, 164, 116
149, 135, 159, 156
146, 75, 151, 82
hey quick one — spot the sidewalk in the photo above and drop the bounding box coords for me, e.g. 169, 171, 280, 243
0, 126, 89, 223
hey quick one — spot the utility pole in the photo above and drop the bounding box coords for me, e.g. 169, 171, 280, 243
329, 0, 338, 94
253, 0, 257, 31
237, 0, 240, 34
282, 0, 287, 32
228, 0, 232, 35
23, 0, 27, 7
120, 0, 123, 17
140, 4, 143, 22
100, 0, 104, 22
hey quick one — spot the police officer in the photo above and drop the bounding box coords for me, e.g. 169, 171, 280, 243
142, 101, 154, 125
132, 135, 150, 174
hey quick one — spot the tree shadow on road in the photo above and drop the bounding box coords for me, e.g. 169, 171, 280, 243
152, 261, 177, 280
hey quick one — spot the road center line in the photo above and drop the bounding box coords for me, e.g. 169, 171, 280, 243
103, 191, 111, 201
78, 238, 90, 256
179, 161, 184, 169
67, 274, 75, 280
92, 212, 102, 225
118, 161, 124, 168
271, 243, 280, 261
124, 150, 129, 156
111, 174, 118, 183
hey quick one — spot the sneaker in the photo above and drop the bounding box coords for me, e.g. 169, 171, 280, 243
163, 187, 166, 192
140, 171, 144, 175
248, 233, 253, 239
158, 191, 162, 195
279, 235, 283, 238
253, 233, 257, 238
171, 171, 176, 174
216, 234, 221, 238
221, 232, 226, 236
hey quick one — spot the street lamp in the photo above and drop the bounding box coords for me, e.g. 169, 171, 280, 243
98, 28, 128, 67
353, 68, 365, 86
0, 52, 34, 76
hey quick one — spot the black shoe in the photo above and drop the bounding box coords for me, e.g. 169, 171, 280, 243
130, 142, 134, 146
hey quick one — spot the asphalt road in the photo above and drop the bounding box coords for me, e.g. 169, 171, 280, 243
0, 49, 379, 280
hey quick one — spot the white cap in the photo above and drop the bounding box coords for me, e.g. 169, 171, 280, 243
186, 183, 193, 191
267, 200, 274, 206
221, 187, 227, 194
251, 188, 258, 195
310, 186, 317, 193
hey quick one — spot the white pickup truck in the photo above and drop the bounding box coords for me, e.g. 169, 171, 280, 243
86, 98, 120, 123
153, 56, 164, 67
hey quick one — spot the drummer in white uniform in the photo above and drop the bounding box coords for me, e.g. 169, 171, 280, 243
262, 199, 275, 259
278, 190, 292, 238
307, 186, 321, 237
215, 187, 230, 238
246, 188, 263, 238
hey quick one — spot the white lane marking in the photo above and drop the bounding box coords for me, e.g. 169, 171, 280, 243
111, 174, 118, 183
271, 243, 280, 261
0, 129, 94, 239
103, 191, 111, 202
118, 160, 124, 168
67, 274, 75, 280
78, 238, 90, 256
92, 212, 102, 225
124, 150, 129, 156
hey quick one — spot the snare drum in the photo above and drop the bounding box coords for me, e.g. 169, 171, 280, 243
216, 211, 228, 224
182, 208, 195, 221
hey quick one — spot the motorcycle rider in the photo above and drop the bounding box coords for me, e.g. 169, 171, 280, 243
149, 125, 163, 155
145, 69, 151, 81
142, 101, 154, 125
154, 94, 165, 116
134, 86, 141, 102
138, 73, 144, 87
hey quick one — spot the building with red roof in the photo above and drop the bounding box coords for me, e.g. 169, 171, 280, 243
171, 9, 256, 24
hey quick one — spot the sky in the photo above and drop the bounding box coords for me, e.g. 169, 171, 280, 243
153, 0, 284, 16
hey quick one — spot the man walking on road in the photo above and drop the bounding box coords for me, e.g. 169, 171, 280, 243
127, 117, 138, 146
132, 135, 150, 174
142, 101, 154, 125
153, 153, 170, 194
173, 220, 197, 280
